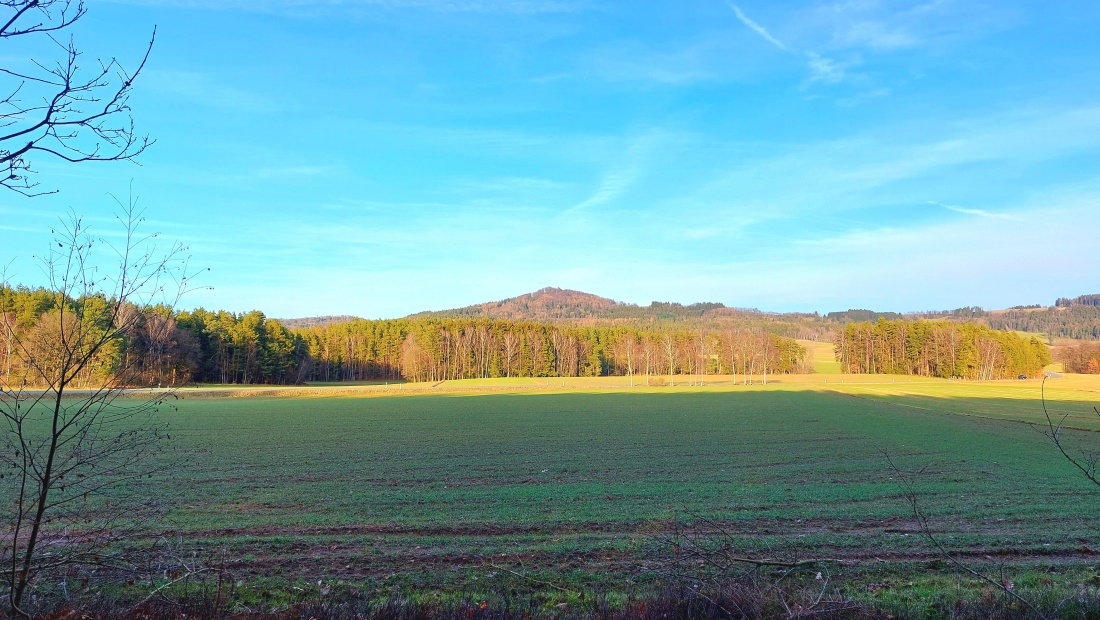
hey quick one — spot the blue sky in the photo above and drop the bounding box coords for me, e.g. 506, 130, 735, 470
2, 0, 1099, 318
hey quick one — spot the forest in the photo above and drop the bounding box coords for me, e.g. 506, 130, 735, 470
1062, 341, 1100, 374
0, 285, 809, 387
0, 285, 1069, 387
834, 319, 1051, 379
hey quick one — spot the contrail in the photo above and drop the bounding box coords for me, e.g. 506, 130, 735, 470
727, 2, 789, 51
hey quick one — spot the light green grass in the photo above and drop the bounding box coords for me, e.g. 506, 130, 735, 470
798, 338, 842, 374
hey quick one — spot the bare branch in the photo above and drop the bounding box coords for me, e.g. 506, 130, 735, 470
1041, 375, 1100, 488
0, 2, 153, 195
884, 451, 1047, 619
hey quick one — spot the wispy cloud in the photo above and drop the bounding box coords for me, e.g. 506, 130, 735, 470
833, 20, 920, 50
804, 51, 848, 85
665, 103, 1100, 238
570, 168, 639, 212
810, 0, 1019, 53
727, 2, 789, 51
584, 26, 787, 87
563, 132, 669, 215
930, 201, 1024, 221
726, 4, 852, 89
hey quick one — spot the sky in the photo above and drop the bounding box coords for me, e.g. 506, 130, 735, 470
2, 0, 1099, 318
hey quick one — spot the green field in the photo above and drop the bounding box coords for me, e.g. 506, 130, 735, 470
137, 373, 1100, 597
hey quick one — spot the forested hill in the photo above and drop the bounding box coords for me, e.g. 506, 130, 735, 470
408, 288, 625, 321
402, 288, 1100, 341
984, 305, 1100, 340
277, 315, 360, 329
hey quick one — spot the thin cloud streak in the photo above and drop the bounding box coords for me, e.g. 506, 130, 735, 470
726, 3, 851, 89
931, 201, 1024, 221
561, 132, 669, 216
727, 2, 789, 51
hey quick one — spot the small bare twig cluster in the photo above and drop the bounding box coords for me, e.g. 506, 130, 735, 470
884, 452, 1047, 619
0, 0, 154, 196
123, 537, 239, 617
640, 514, 858, 618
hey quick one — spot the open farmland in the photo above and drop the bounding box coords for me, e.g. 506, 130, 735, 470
138, 374, 1100, 597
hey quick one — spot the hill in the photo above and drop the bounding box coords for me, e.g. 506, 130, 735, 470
408, 287, 625, 321
276, 289, 1100, 342
407, 287, 737, 322
404, 287, 829, 339
276, 315, 361, 329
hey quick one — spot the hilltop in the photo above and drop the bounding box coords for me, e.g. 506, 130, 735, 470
408, 287, 624, 321
407, 286, 763, 322
276, 315, 361, 329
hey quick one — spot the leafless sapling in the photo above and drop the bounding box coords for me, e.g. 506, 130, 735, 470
0, 196, 197, 617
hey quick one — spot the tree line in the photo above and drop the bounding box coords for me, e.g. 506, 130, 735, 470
306, 318, 810, 385
827, 301, 1100, 341
984, 305, 1100, 340
1, 285, 809, 386
1056, 294, 1100, 308
1061, 342, 1100, 374
4, 286, 1070, 387
834, 319, 1051, 379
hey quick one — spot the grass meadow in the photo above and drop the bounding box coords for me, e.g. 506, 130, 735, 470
130, 370, 1100, 607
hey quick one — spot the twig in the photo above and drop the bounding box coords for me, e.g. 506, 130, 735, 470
487, 562, 578, 596
126, 567, 211, 612
1041, 376, 1100, 488
885, 451, 1048, 619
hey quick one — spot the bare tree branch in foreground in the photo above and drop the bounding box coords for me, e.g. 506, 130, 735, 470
1040, 374, 1100, 489
884, 452, 1047, 619
0, 1, 154, 196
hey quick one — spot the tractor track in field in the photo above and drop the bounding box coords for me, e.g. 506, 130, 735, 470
143, 516, 1100, 581
147, 535, 1100, 583
159, 512, 1075, 540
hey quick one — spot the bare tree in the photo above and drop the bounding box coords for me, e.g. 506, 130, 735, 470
760, 329, 771, 386
661, 332, 676, 387
0, 305, 14, 384
738, 329, 756, 385
616, 332, 638, 387
501, 332, 518, 378
642, 334, 655, 386
1, 1, 154, 196
723, 328, 739, 385
0, 198, 195, 616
